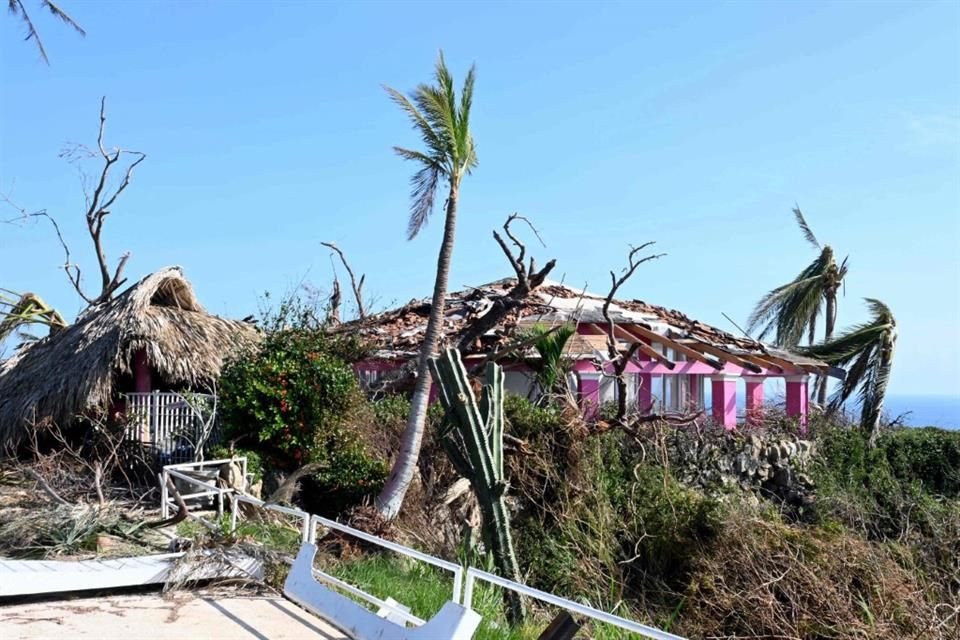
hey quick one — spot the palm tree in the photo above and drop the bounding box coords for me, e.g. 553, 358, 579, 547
7, 0, 85, 64
746, 206, 848, 404
375, 52, 477, 519
802, 299, 896, 446
527, 323, 575, 400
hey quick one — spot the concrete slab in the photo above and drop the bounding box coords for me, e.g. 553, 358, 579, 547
0, 591, 350, 640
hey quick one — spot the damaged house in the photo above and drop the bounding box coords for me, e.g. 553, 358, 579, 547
0, 267, 259, 457
338, 279, 842, 428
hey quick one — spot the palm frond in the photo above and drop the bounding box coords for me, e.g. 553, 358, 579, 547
793, 205, 820, 249
383, 86, 448, 161
414, 84, 457, 167
405, 162, 441, 240
747, 251, 832, 346
806, 298, 897, 435
457, 64, 476, 168
0, 291, 66, 341
9, 0, 48, 64
528, 323, 575, 394
41, 0, 85, 35
827, 344, 873, 411
388, 51, 477, 239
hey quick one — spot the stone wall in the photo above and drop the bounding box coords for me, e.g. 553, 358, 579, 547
657, 427, 816, 504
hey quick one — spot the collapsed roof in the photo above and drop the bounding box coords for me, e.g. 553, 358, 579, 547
333, 278, 838, 376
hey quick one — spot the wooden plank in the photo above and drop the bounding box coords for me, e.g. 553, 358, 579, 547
753, 352, 821, 375
621, 325, 724, 370
681, 340, 766, 374
592, 323, 677, 370
738, 352, 791, 374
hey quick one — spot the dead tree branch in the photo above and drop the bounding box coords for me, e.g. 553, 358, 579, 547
23, 467, 70, 506
456, 213, 557, 351
321, 242, 366, 319
601, 243, 666, 424
60, 97, 146, 306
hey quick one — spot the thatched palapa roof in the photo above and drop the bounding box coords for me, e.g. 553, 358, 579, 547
0, 267, 259, 446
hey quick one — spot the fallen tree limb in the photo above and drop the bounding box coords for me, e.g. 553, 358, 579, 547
24, 467, 70, 506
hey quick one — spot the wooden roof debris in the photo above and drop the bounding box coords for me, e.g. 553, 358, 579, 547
333, 278, 835, 375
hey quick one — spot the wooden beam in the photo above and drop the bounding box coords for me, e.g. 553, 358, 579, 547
681, 340, 766, 374
622, 325, 723, 370
593, 323, 676, 370
754, 352, 821, 375
737, 353, 783, 373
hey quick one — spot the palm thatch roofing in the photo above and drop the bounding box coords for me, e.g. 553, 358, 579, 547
0, 267, 259, 447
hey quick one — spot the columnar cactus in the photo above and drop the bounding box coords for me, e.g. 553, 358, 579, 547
429, 348, 525, 624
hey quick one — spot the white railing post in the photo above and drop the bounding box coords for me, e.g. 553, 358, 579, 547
301, 513, 311, 543
160, 469, 169, 519
463, 569, 475, 609
452, 567, 464, 605
230, 493, 239, 532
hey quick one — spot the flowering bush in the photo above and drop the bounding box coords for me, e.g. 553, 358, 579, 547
219, 328, 386, 512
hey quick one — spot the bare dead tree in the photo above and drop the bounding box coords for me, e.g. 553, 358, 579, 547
602, 243, 665, 424
321, 242, 366, 319
456, 213, 557, 351
58, 97, 146, 306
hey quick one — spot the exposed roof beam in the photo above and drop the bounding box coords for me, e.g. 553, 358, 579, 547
754, 352, 820, 375
623, 325, 723, 370
686, 340, 764, 373
592, 323, 676, 370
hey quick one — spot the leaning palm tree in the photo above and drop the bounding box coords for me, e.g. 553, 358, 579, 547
802, 299, 896, 446
8, 0, 85, 64
746, 206, 848, 404
375, 52, 477, 519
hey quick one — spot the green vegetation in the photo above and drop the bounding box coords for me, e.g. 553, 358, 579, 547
324, 553, 635, 639
219, 304, 386, 515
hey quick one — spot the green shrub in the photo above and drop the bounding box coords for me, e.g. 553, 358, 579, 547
503, 393, 565, 439
371, 394, 412, 428
219, 327, 385, 514
813, 422, 960, 542
880, 427, 960, 497
507, 395, 722, 606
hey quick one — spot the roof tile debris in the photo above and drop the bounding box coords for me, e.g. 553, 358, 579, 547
333, 278, 828, 371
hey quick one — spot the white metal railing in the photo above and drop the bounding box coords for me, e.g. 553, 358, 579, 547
161, 459, 683, 639
463, 567, 685, 640
310, 514, 465, 606
125, 391, 217, 463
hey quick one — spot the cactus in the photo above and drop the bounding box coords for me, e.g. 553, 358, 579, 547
429, 348, 526, 624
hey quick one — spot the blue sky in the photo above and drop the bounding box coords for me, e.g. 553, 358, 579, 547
1, 0, 958, 396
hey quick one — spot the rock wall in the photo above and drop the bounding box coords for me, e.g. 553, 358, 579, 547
659, 428, 816, 504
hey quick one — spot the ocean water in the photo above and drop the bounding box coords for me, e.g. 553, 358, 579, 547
881, 395, 960, 430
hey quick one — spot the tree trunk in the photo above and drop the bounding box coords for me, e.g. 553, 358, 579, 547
817, 292, 837, 405
376, 184, 460, 519
615, 367, 629, 424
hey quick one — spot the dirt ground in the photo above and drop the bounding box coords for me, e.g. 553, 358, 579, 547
0, 590, 349, 639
